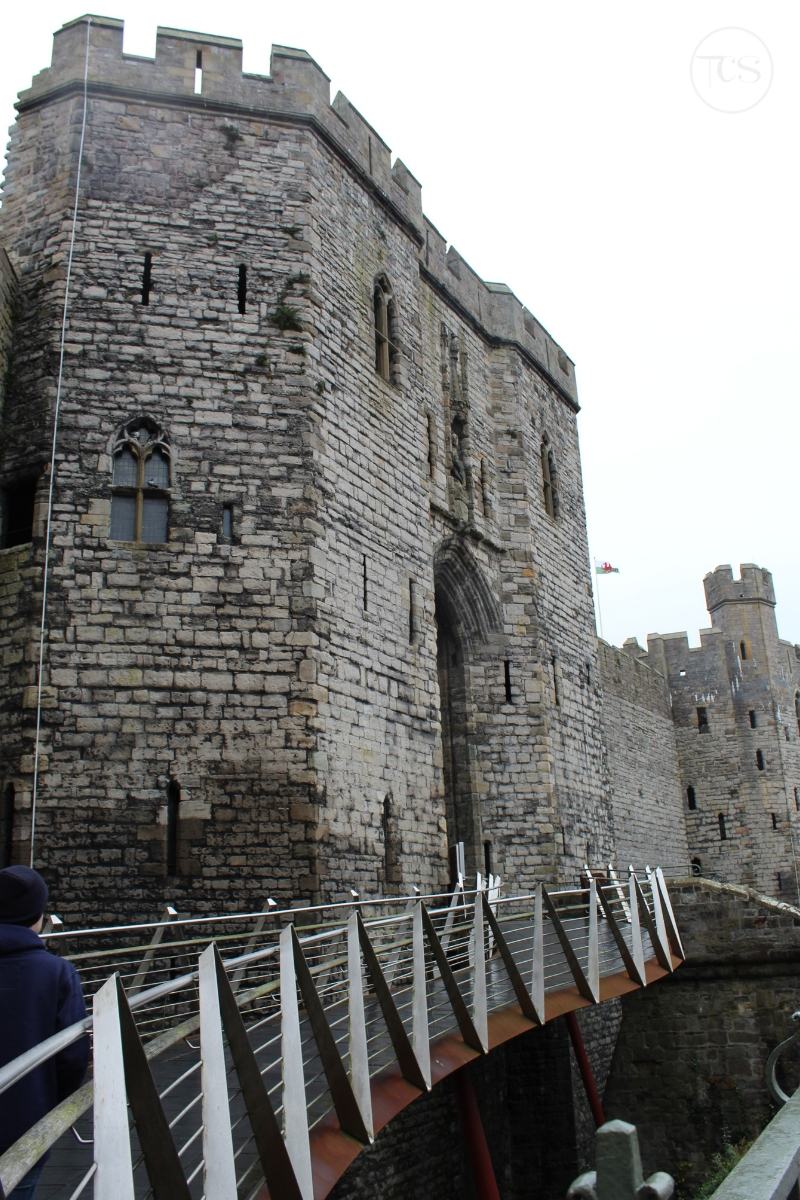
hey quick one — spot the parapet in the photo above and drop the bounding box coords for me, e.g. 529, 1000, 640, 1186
704, 564, 775, 614
14, 14, 578, 410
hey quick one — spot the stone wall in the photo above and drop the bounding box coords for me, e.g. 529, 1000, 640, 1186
604, 882, 800, 1194
598, 639, 688, 870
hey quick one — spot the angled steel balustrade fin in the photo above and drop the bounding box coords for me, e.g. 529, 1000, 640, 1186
199, 944, 239, 1200
587, 879, 600, 1002
211, 945, 305, 1200
411, 903, 432, 1089
290, 927, 371, 1144
114, 977, 191, 1200
355, 912, 427, 1091
419, 903, 484, 1053
647, 869, 672, 965
472, 891, 489, 1052
596, 885, 646, 987
280, 926, 314, 1200
633, 877, 672, 972
346, 913, 374, 1137
531, 884, 545, 1023
655, 867, 685, 960
628, 872, 647, 984
93, 975, 135, 1200
480, 893, 539, 1024
541, 887, 596, 1004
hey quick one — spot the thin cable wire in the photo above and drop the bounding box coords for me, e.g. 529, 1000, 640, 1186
30, 18, 92, 867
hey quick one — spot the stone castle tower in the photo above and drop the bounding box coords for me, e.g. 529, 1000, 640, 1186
0, 16, 620, 920
630, 564, 800, 897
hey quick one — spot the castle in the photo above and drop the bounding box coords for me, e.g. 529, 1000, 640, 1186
0, 16, 797, 921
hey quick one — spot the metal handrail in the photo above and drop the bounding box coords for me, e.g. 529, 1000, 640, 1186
0, 870, 680, 1200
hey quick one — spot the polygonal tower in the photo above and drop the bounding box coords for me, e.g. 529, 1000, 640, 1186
0, 16, 614, 921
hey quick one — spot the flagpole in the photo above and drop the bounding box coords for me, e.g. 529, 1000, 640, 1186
595, 574, 604, 641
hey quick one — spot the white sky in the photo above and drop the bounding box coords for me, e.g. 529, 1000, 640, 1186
2, 2, 798, 651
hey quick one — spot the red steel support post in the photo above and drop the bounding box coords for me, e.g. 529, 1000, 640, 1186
452, 1067, 501, 1200
564, 1010, 606, 1128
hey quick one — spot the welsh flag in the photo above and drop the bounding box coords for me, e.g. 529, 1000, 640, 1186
595, 560, 620, 575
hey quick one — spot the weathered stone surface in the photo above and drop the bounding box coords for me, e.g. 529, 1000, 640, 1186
0, 16, 613, 921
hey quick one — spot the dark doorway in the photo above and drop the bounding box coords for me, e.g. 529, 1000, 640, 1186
436, 598, 480, 876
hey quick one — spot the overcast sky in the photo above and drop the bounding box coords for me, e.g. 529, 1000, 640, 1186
2, 1, 798, 651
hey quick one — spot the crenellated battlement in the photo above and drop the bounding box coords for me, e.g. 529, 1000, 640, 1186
704, 563, 776, 613
11, 13, 578, 408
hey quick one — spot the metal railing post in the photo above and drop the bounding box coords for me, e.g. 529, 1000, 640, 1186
92, 975, 135, 1200
588, 878, 600, 1002
472, 888, 489, 1052
198, 943, 238, 1199
280, 925, 314, 1200
531, 883, 545, 1023
412, 901, 432, 1088
347, 912, 374, 1136
629, 871, 647, 984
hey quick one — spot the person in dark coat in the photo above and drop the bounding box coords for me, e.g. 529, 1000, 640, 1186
0, 866, 89, 1199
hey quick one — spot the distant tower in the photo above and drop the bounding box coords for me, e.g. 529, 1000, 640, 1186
646, 565, 800, 898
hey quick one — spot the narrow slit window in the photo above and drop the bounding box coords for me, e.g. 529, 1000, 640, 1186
740, 641, 747, 660
778, 872, 783, 891
2, 784, 14, 868
237, 264, 247, 314
408, 579, 416, 644
795, 693, 800, 734
772, 812, 778, 829
222, 505, 233, 539
166, 780, 180, 876
756, 749, 765, 771
541, 441, 554, 518
504, 660, 512, 705
362, 555, 368, 612
141, 252, 153, 305
697, 706, 709, 733
426, 414, 435, 477
480, 457, 490, 516
552, 657, 561, 707
795, 786, 800, 812
1, 476, 38, 549
687, 785, 696, 810
718, 813, 727, 841
194, 51, 203, 95
382, 793, 394, 887
749, 710, 757, 729
484, 841, 492, 878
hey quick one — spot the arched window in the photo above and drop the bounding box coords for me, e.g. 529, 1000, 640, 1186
687, 785, 696, 810
109, 418, 171, 544
2, 784, 15, 868
373, 277, 398, 381
541, 437, 559, 518
166, 780, 180, 876
718, 813, 727, 841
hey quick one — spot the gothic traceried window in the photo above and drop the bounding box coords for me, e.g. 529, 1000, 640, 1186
373, 276, 399, 381
109, 417, 171, 544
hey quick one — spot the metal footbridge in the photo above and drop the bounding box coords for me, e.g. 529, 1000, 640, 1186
0, 869, 683, 1199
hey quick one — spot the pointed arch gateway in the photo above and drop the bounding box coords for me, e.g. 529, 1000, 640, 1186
434, 537, 503, 880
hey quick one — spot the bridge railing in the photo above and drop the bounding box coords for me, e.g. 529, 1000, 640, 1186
0, 868, 682, 1200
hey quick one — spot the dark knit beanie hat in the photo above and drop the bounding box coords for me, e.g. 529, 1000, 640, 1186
0, 866, 49, 927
